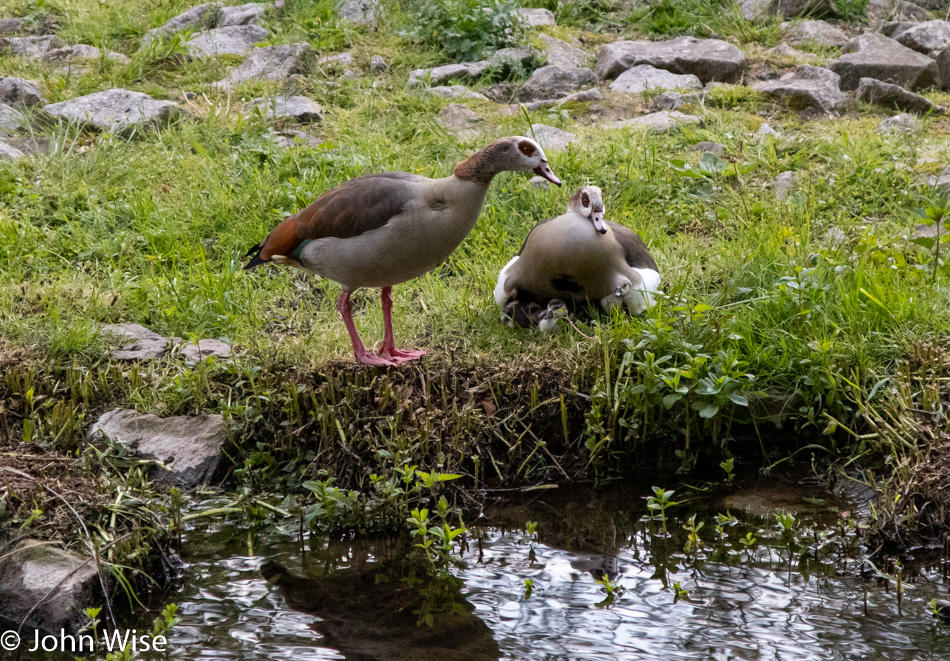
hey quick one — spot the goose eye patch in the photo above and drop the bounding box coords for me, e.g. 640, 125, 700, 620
518, 141, 537, 157
582, 193, 590, 207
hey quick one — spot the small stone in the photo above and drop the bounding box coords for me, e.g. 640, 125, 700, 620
88, 408, 229, 487
214, 42, 315, 88
0, 540, 112, 635
0, 76, 44, 107
856, 77, 938, 114
767, 43, 808, 58
141, 2, 222, 46
610, 110, 701, 132
757, 122, 778, 135
338, 0, 377, 26
651, 92, 683, 110
878, 113, 918, 133
43, 88, 181, 132
737, 0, 779, 21
595, 36, 748, 84
0, 18, 25, 34
370, 54, 387, 72
530, 123, 576, 151
179, 338, 232, 363
0, 138, 25, 160
938, 48, 950, 92
529, 175, 550, 189
827, 226, 847, 243
480, 82, 519, 103
41, 44, 130, 64
781, 20, 848, 48
184, 25, 270, 58
216, 2, 271, 27
752, 65, 846, 112
275, 129, 325, 148
245, 94, 324, 122
538, 33, 589, 70
609, 64, 702, 94
927, 170, 950, 192
1, 35, 66, 58
515, 8, 556, 27
779, 0, 835, 18
437, 103, 485, 140
101, 323, 171, 360
883, 21, 918, 39
520, 65, 597, 101
830, 33, 939, 90
408, 47, 535, 87
318, 51, 355, 68
557, 88, 602, 105
774, 170, 797, 201
695, 141, 726, 154
421, 85, 488, 101
896, 20, 950, 54
869, 0, 932, 22
0, 102, 24, 133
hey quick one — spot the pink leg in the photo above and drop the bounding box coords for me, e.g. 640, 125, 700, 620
379, 287, 426, 363
337, 291, 394, 367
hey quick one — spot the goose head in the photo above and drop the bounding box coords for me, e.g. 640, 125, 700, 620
455, 136, 561, 187
568, 185, 607, 235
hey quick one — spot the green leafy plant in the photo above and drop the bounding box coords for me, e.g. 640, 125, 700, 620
646, 486, 678, 534
399, 0, 525, 62
910, 201, 950, 284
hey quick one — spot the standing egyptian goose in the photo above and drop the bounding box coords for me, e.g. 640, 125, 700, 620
245, 136, 561, 365
494, 185, 660, 330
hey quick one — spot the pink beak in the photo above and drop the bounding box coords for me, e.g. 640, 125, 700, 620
534, 161, 561, 186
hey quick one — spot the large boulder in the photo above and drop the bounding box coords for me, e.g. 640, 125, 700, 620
538, 34, 589, 70
520, 65, 596, 101
0, 541, 111, 635
0, 138, 25, 160
609, 64, 702, 93
0, 102, 24, 133
737, 0, 779, 21
88, 408, 229, 487
183, 24, 269, 58
408, 47, 535, 87
856, 77, 940, 113
530, 123, 576, 151
1, 35, 66, 58
830, 33, 939, 90
245, 95, 324, 122
141, 2, 221, 45
939, 48, 950, 90
0, 18, 25, 34
213, 42, 315, 88
595, 36, 747, 84
896, 20, 950, 53
338, 0, 377, 27
217, 2, 272, 26
437, 103, 485, 140
41, 44, 130, 64
609, 110, 701, 132
752, 65, 846, 112
782, 20, 848, 47
0, 76, 44, 107
877, 112, 918, 133
515, 7, 555, 27
43, 88, 181, 132
868, 0, 932, 22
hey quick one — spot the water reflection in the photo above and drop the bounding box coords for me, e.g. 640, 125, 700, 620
163, 480, 950, 661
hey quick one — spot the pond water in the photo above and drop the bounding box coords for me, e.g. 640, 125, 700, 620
164, 478, 950, 661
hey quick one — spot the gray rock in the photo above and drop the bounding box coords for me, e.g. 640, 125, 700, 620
737, 0, 779, 20
515, 7, 556, 27
609, 63, 702, 93
877, 112, 918, 132
184, 24, 269, 58
338, 0, 377, 26
318, 51, 355, 68
913, 219, 947, 238
767, 43, 809, 58
0, 540, 111, 635
558, 88, 603, 104
141, 2, 221, 46
0, 138, 25, 160
43, 88, 181, 132
437, 103, 485, 140
408, 47, 535, 87
0, 76, 43, 107
774, 170, 797, 200
529, 175, 551, 188
480, 82, 519, 103
609, 110, 701, 132
41, 44, 130, 64
752, 65, 846, 112
530, 123, 576, 151
830, 33, 938, 90
757, 122, 778, 135
0, 102, 24, 133
422, 85, 488, 101
782, 20, 848, 47
695, 141, 726, 153
779, 0, 835, 18
651, 91, 683, 110
827, 226, 847, 243
939, 48, 950, 91
595, 36, 747, 84
101, 323, 171, 360
927, 170, 950, 192
538, 34, 589, 70
216, 2, 271, 27
246, 94, 324, 121
370, 54, 387, 72
869, 0, 932, 22
897, 20, 950, 53
0, 18, 25, 34
882, 21, 918, 38
179, 338, 232, 363
88, 408, 229, 488
856, 76, 938, 113
521, 65, 596, 101
214, 42, 314, 88
271, 129, 326, 148
2, 35, 66, 58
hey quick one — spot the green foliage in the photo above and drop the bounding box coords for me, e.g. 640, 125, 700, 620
398, 0, 525, 62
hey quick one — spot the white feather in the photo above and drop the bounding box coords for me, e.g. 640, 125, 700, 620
624, 268, 662, 313
493, 256, 520, 307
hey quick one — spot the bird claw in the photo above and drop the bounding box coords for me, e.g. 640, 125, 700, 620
355, 351, 397, 367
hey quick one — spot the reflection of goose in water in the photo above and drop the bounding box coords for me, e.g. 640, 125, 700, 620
261, 560, 500, 661
570, 555, 621, 582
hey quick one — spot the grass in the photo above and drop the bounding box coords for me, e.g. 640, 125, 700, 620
2, 0, 950, 566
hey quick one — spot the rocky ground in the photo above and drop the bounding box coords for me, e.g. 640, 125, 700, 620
3, 0, 950, 639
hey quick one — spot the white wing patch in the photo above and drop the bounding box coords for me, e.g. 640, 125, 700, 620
493, 256, 519, 307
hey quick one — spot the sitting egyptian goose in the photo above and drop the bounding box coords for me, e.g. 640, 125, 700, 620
245, 136, 561, 365
494, 185, 660, 330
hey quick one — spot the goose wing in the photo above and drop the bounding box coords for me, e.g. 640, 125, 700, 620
607, 221, 658, 271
